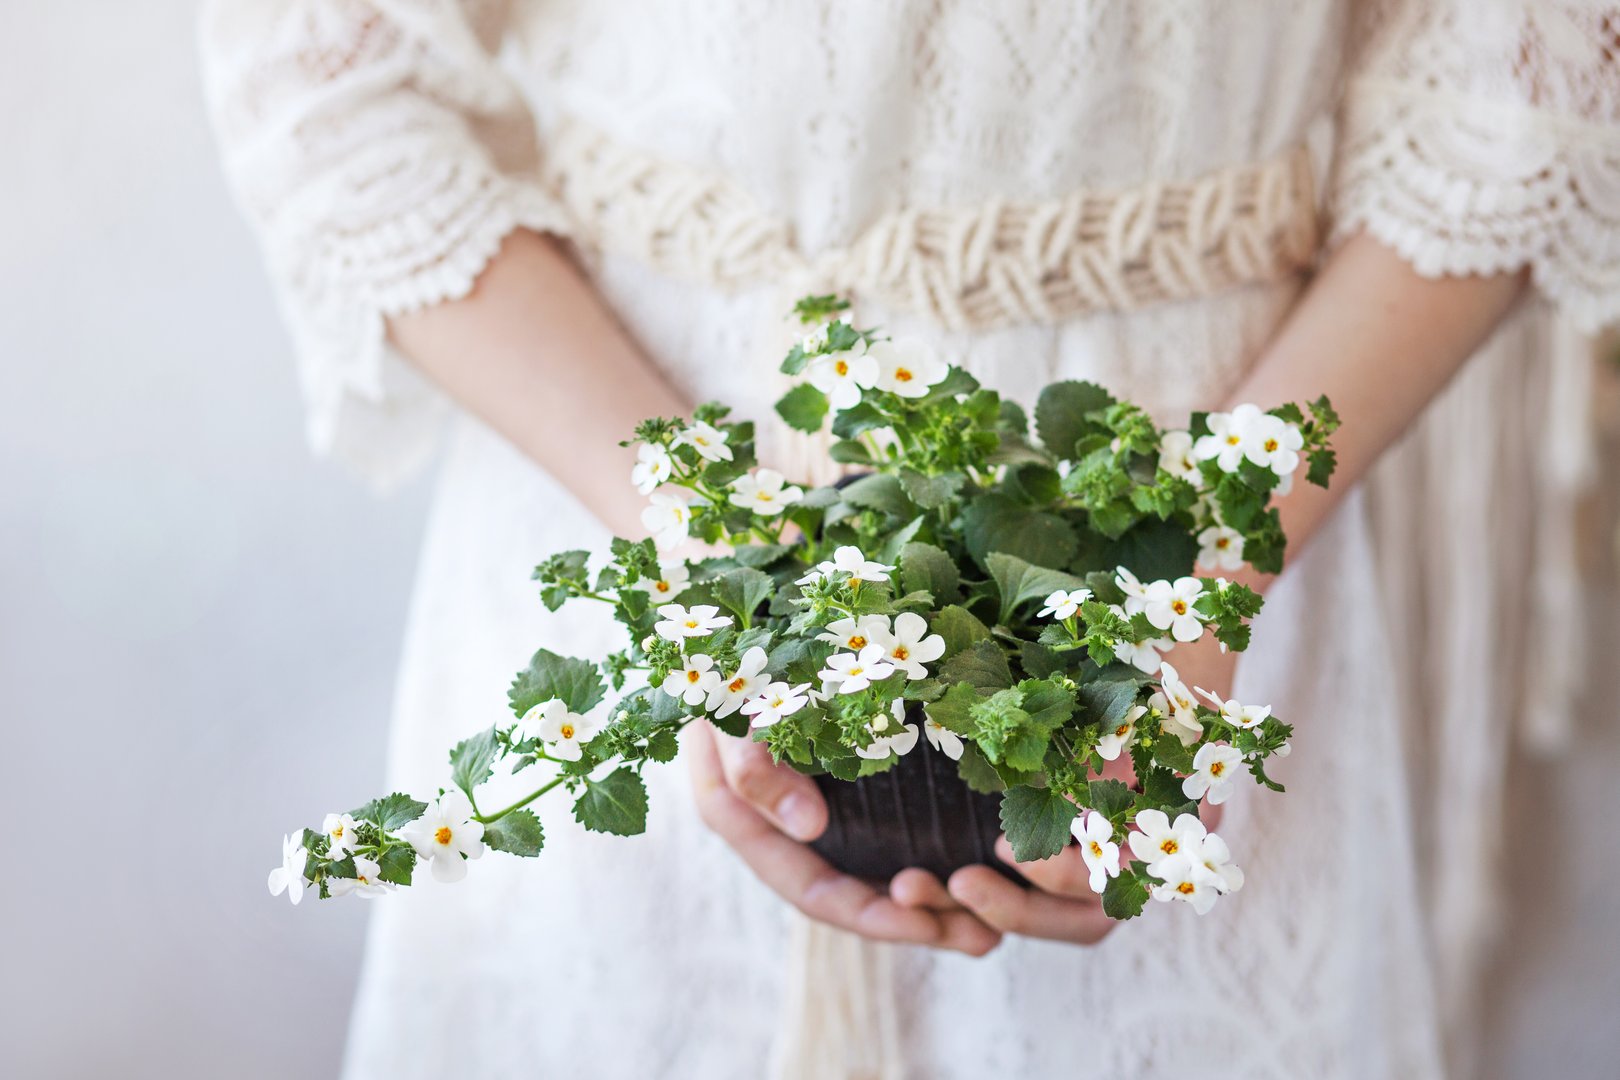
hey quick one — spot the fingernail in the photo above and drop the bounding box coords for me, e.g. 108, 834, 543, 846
776, 793, 818, 840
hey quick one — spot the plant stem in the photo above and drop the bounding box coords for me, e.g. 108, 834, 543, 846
474, 775, 570, 824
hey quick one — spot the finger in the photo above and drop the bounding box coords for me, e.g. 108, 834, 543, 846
993, 835, 1100, 900
688, 723, 988, 951
890, 868, 963, 912
711, 725, 827, 841
947, 865, 1116, 945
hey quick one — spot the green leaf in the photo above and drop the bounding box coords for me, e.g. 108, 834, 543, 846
1034, 380, 1115, 459
572, 768, 650, 836
449, 726, 499, 797
351, 792, 429, 832
375, 845, 416, 887
929, 604, 990, 658
483, 809, 545, 857
1307, 446, 1337, 488
999, 786, 1079, 863
1071, 516, 1198, 582
962, 493, 1078, 571
839, 473, 917, 518
644, 728, 681, 763
899, 542, 961, 605
775, 383, 830, 433
939, 640, 1013, 690
509, 649, 606, 717
986, 552, 1088, 624
831, 402, 891, 440
1101, 868, 1150, 920
897, 468, 963, 510
956, 744, 1007, 793
1077, 675, 1141, 728
924, 681, 982, 735
828, 439, 874, 465
1087, 778, 1134, 819
711, 566, 775, 626
1018, 679, 1077, 733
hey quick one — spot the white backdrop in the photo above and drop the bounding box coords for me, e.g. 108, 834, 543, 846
0, 4, 428, 1078
3, 4, 1616, 1079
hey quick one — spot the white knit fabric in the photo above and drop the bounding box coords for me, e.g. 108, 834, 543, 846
199, 2, 1618, 1078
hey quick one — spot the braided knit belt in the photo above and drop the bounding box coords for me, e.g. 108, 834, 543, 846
543, 120, 1319, 330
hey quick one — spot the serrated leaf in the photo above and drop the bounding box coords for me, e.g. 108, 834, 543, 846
956, 744, 1007, 793
483, 809, 545, 857
775, 383, 830, 433
999, 786, 1079, 862
375, 845, 416, 887
1101, 868, 1150, 919
830, 402, 890, 440
962, 493, 1078, 571
828, 439, 873, 465
899, 542, 961, 605
1070, 516, 1198, 582
1077, 675, 1141, 728
351, 792, 428, 832
897, 469, 963, 510
839, 473, 917, 518
1018, 679, 1077, 733
1034, 380, 1115, 459
572, 768, 650, 836
986, 552, 1088, 624
939, 640, 1013, 689
449, 726, 499, 797
924, 681, 982, 735
644, 728, 681, 762
711, 566, 775, 626
930, 604, 990, 658
1087, 778, 1134, 819
509, 649, 606, 717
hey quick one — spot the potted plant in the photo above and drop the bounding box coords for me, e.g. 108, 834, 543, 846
268, 296, 1337, 921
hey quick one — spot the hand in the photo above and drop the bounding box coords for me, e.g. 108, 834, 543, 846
687, 721, 1002, 956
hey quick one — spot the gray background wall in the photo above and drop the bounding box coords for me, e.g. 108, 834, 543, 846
2, 3, 1616, 1079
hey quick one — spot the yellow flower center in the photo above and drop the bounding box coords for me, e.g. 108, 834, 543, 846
1177, 881, 1197, 895
1114, 723, 1131, 737
655, 580, 671, 593
848, 666, 865, 677
758, 491, 774, 501
560, 723, 576, 739
355, 874, 369, 885
1160, 838, 1179, 855
1215, 537, 1229, 549
834, 359, 849, 376
1225, 434, 1241, 446
895, 367, 914, 382
1210, 761, 1225, 777
1171, 599, 1188, 615
1089, 841, 1104, 858
434, 826, 453, 846
893, 645, 910, 660
330, 825, 344, 839
1264, 437, 1279, 452
848, 635, 867, 649
686, 670, 701, 683
729, 677, 746, 692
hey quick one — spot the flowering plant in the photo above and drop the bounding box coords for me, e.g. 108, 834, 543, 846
270, 296, 1337, 921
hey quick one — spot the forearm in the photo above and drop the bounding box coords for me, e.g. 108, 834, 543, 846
1228, 230, 1528, 584
388, 229, 690, 536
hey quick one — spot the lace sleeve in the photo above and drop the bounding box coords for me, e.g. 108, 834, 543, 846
1330, 0, 1620, 333
199, 0, 569, 489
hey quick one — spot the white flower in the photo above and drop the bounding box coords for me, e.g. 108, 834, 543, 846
1151, 853, 1224, 914
728, 468, 804, 516
662, 653, 722, 707
327, 854, 393, 899
1247, 412, 1303, 477
673, 420, 734, 463
1036, 588, 1092, 621
828, 545, 894, 583
1155, 663, 1204, 746
267, 833, 309, 905
1071, 811, 1121, 895
1194, 831, 1245, 893
817, 614, 891, 652
867, 338, 948, 397
871, 611, 945, 680
707, 647, 771, 718
398, 790, 485, 883
1197, 525, 1245, 571
634, 560, 690, 601
654, 603, 732, 642
855, 701, 920, 759
1183, 742, 1245, 805
742, 681, 812, 728
641, 493, 693, 550
1142, 576, 1206, 643
1195, 686, 1272, 732
1127, 809, 1206, 876
1114, 633, 1172, 674
517, 699, 605, 761
801, 321, 832, 353
1157, 430, 1201, 481
630, 442, 673, 495
1096, 703, 1145, 761
1193, 404, 1265, 473
322, 812, 361, 859
1114, 566, 1148, 616
805, 340, 878, 409
819, 644, 897, 694
923, 717, 964, 760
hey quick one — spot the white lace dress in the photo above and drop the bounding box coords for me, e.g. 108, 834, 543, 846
201, 2, 1620, 1077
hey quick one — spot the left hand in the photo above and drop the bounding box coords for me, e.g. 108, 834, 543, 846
893, 638, 1239, 945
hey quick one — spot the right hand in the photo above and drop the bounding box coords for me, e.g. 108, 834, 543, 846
686, 721, 1002, 956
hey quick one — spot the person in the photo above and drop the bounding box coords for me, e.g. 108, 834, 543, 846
201, 2, 1618, 1076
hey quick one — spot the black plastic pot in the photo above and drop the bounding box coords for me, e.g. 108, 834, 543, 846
809, 706, 1024, 884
